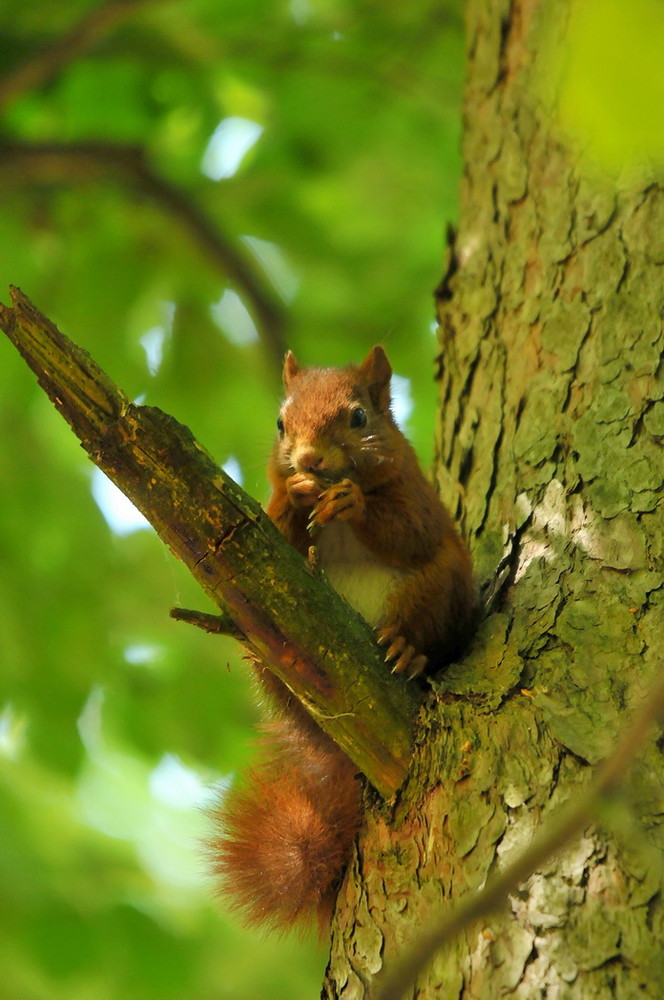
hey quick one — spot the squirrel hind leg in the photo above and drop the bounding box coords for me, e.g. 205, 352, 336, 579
209, 755, 361, 934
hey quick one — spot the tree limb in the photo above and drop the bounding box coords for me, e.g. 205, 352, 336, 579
0, 0, 155, 110
0, 141, 287, 367
0, 286, 418, 797
170, 606, 243, 639
375, 663, 664, 1000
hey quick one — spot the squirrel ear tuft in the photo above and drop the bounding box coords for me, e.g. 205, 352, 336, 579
283, 350, 300, 388
359, 345, 392, 410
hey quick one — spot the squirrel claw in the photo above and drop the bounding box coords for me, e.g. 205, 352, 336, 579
306, 513, 319, 534
390, 643, 414, 672
309, 478, 364, 528
384, 635, 407, 663
376, 625, 398, 647
392, 651, 428, 679
377, 626, 428, 679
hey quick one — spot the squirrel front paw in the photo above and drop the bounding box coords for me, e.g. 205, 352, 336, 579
308, 478, 365, 529
376, 626, 428, 679
286, 472, 321, 508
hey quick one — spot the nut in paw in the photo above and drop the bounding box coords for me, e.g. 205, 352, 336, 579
286, 472, 321, 508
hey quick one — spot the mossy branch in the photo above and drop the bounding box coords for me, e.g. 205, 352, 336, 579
0, 286, 419, 797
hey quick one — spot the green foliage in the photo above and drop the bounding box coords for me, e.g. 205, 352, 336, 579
550, 0, 664, 169
0, 1, 464, 996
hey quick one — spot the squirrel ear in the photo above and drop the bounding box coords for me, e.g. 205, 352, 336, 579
283, 350, 300, 388
359, 345, 392, 410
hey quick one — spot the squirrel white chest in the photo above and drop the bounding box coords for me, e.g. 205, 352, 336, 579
315, 521, 404, 626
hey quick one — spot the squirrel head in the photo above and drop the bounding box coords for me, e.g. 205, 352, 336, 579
274, 346, 403, 485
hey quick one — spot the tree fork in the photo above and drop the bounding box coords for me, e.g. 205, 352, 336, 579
0, 285, 419, 798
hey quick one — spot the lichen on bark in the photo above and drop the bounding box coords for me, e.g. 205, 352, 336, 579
323, 0, 664, 996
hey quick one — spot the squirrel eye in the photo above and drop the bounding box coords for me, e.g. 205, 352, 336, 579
350, 407, 367, 429
276, 416, 285, 435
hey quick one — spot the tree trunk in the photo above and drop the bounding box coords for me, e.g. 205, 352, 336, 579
323, 1, 664, 997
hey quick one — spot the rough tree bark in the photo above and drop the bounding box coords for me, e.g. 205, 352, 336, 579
324, 2, 663, 998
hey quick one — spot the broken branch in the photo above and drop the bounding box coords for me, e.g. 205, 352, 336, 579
0, 286, 418, 797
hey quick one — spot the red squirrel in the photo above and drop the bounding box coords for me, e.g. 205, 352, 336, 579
210, 345, 473, 932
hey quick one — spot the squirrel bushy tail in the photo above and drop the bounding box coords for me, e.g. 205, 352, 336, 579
209, 709, 361, 932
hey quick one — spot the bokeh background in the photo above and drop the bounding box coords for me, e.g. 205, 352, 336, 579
0, 2, 464, 997
1, 0, 662, 997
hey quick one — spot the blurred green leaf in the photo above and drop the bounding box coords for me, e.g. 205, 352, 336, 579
557, 0, 664, 169
0, 0, 464, 996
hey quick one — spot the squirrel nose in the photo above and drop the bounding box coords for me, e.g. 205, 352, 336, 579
297, 449, 325, 474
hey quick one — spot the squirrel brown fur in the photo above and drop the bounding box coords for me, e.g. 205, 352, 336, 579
210, 345, 473, 933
